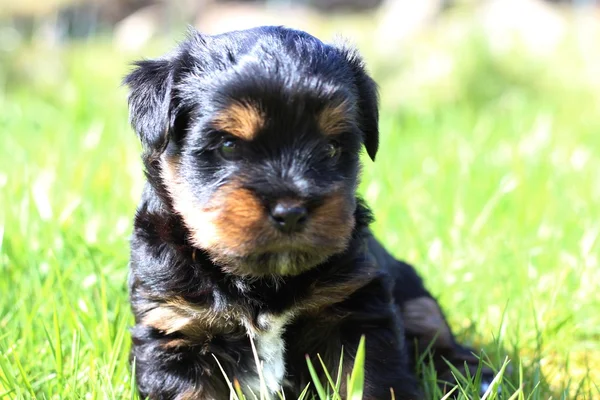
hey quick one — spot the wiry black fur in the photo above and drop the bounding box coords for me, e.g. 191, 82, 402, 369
126, 26, 491, 400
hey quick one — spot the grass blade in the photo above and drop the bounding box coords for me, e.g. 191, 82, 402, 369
346, 336, 366, 400
212, 354, 241, 400
305, 355, 327, 400
334, 347, 344, 396
296, 383, 311, 400
481, 357, 511, 400
317, 353, 341, 399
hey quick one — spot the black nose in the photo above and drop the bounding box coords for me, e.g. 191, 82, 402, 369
270, 202, 308, 233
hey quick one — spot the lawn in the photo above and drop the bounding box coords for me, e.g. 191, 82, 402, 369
0, 18, 599, 399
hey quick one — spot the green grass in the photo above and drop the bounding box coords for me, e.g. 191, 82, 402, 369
1, 22, 599, 399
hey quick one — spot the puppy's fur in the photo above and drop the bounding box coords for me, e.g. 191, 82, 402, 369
126, 27, 489, 400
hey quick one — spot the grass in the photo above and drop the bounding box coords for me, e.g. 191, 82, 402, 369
1, 19, 599, 399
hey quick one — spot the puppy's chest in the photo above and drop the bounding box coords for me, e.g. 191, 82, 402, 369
238, 312, 294, 396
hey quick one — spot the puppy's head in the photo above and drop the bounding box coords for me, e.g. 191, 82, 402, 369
125, 27, 379, 277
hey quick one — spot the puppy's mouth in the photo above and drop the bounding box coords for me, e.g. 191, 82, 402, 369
197, 195, 356, 276
194, 211, 355, 276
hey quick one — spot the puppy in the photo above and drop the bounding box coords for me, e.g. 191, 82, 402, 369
125, 26, 490, 400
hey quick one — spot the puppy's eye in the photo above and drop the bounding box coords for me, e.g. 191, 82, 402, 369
326, 142, 341, 160
218, 139, 240, 160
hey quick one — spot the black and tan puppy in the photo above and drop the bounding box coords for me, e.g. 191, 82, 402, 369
126, 27, 490, 400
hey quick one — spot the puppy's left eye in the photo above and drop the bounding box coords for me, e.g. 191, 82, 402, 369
326, 142, 341, 160
218, 139, 240, 160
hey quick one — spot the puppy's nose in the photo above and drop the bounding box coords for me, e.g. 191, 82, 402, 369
270, 201, 308, 233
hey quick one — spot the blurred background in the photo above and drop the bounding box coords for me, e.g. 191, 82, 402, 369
1, 0, 599, 399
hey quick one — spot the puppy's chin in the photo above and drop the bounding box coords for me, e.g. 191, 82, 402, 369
209, 249, 335, 277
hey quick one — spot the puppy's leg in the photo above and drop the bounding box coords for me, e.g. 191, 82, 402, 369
286, 276, 422, 400
336, 278, 423, 400
367, 235, 495, 394
130, 325, 231, 400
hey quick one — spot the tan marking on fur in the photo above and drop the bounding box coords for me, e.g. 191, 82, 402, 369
160, 338, 192, 349
141, 297, 246, 339
317, 101, 354, 136
161, 156, 274, 256
176, 389, 203, 400
142, 305, 194, 335
305, 190, 355, 246
213, 102, 265, 140
301, 269, 375, 314
209, 186, 272, 253
402, 297, 453, 349
160, 156, 221, 250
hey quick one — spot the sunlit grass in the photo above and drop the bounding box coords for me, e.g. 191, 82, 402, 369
1, 22, 599, 399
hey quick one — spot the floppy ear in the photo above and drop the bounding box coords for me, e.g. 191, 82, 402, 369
124, 58, 173, 153
338, 46, 380, 161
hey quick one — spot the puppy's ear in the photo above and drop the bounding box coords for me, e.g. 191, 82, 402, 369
124, 58, 174, 153
337, 45, 380, 161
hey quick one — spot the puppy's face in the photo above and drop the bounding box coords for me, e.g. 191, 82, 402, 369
126, 27, 379, 276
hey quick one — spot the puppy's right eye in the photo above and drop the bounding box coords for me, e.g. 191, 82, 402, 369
218, 139, 240, 160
